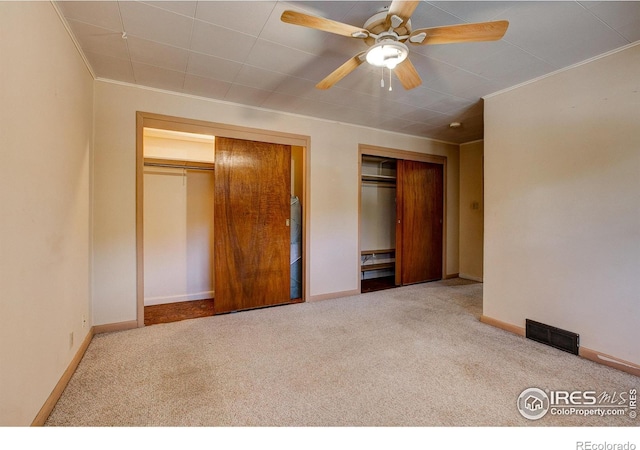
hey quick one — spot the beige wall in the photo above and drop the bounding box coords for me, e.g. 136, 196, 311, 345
459, 140, 484, 281
483, 44, 640, 364
143, 169, 215, 305
0, 2, 94, 425
361, 184, 396, 252
92, 81, 459, 325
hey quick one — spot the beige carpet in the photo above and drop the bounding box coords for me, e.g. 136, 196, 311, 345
45, 279, 638, 427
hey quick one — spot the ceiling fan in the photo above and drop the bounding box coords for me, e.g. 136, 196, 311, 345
281, 0, 509, 90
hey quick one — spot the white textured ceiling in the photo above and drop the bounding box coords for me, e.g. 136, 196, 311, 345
55, 1, 640, 143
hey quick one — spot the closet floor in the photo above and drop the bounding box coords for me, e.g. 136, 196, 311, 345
144, 299, 215, 326
361, 276, 396, 293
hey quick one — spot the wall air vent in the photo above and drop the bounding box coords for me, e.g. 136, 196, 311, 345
525, 319, 579, 355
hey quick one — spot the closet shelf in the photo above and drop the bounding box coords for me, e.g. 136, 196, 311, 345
361, 262, 395, 272
361, 174, 396, 183
361, 249, 395, 256
361, 249, 395, 272
144, 157, 214, 171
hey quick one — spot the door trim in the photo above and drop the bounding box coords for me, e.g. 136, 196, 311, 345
358, 144, 447, 292
136, 112, 310, 327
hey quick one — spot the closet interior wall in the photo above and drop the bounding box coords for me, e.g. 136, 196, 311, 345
290, 146, 304, 300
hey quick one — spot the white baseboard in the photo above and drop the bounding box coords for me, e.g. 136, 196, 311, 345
144, 290, 214, 306
459, 273, 483, 282
308, 288, 360, 302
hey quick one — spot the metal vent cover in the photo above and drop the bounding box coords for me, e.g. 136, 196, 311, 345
526, 319, 579, 355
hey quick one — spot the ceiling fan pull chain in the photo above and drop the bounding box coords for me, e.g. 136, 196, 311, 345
381, 67, 385, 88
389, 68, 393, 91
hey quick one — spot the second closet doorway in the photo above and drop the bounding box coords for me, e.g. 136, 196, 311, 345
359, 145, 446, 293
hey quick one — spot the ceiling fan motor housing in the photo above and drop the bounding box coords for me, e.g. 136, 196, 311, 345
363, 10, 412, 46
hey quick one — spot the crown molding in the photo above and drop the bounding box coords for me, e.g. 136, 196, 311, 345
484, 41, 640, 100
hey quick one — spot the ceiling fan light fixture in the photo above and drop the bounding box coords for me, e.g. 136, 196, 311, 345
366, 41, 408, 70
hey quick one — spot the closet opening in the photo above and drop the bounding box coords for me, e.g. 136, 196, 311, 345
142, 128, 216, 325
359, 144, 447, 294
136, 112, 309, 327
361, 155, 397, 293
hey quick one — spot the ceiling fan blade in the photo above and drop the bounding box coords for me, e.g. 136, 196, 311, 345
281, 10, 369, 39
387, 0, 420, 24
394, 58, 422, 90
409, 20, 509, 45
384, 0, 420, 34
316, 52, 366, 90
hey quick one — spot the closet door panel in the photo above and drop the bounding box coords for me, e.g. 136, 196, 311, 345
214, 137, 291, 314
399, 160, 443, 284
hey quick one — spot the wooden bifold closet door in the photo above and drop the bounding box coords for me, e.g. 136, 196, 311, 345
214, 137, 292, 314
396, 160, 444, 285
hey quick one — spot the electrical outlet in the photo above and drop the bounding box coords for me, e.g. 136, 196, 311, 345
82, 315, 86, 328
69, 332, 74, 349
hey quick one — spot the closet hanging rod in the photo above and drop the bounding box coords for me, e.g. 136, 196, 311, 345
144, 161, 215, 171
